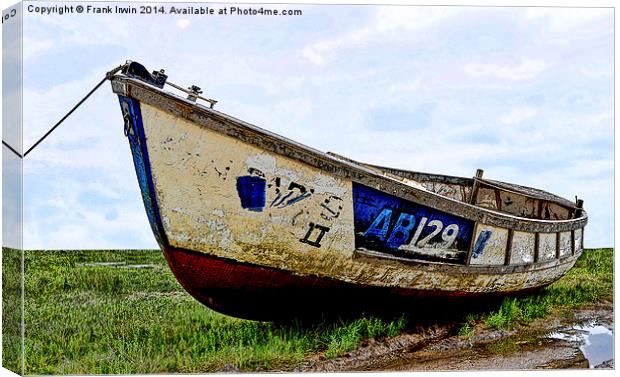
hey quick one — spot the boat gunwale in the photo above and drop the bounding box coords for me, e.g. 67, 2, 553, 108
111, 76, 588, 234
366, 164, 474, 186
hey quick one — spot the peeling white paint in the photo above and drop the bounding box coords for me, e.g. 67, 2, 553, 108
245, 153, 277, 175
470, 225, 508, 266
560, 231, 572, 257
273, 166, 304, 182
539, 232, 557, 261
307, 173, 348, 197
575, 228, 583, 250
511, 231, 535, 264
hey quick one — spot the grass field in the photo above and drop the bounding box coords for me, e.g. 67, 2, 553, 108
1, 248, 613, 374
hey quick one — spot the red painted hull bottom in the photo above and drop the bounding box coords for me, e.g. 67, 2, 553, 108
163, 246, 542, 321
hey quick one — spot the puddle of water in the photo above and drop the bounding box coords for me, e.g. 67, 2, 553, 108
79, 262, 127, 267
78, 262, 154, 269
548, 323, 613, 368
121, 264, 154, 269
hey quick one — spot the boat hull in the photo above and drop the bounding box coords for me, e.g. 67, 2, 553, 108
112, 74, 587, 320
162, 245, 566, 320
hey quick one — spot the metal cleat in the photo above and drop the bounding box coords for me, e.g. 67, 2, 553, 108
187, 85, 203, 102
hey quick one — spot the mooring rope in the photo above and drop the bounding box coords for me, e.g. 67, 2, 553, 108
1, 64, 126, 159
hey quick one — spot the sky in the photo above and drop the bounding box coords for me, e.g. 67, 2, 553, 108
2, 1, 22, 249
1, 1, 614, 249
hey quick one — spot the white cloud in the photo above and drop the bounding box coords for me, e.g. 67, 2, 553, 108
176, 19, 191, 29
585, 110, 613, 125
463, 59, 546, 81
24, 201, 155, 250
580, 66, 612, 79
374, 6, 456, 33
302, 27, 371, 66
302, 7, 458, 66
524, 8, 611, 33
22, 37, 55, 60
500, 106, 537, 125
389, 79, 422, 93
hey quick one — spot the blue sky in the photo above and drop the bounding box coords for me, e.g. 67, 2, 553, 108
3, 1, 614, 249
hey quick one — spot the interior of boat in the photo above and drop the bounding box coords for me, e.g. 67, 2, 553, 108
373, 165, 583, 221
326, 152, 583, 222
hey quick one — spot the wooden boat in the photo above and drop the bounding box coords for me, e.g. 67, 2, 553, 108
110, 61, 587, 320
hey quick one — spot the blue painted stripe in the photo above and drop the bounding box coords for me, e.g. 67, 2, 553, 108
117, 95, 168, 246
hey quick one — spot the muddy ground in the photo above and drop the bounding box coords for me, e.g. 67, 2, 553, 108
295, 301, 613, 372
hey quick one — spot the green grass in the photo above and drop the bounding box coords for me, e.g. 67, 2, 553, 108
323, 315, 407, 358
19, 249, 407, 374
6, 248, 612, 373
460, 248, 613, 334
2, 248, 23, 374
458, 313, 477, 338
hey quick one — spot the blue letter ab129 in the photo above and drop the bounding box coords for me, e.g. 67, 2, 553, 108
353, 183, 474, 258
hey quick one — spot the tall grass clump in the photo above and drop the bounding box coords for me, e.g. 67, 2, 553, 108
543, 248, 613, 307
323, 315, 407, 358
485, 298, 521, 329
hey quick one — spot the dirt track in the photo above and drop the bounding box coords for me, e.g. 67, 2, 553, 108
295, 302, 613, 372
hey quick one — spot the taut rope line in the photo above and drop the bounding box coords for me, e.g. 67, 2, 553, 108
1, 64, 125, 159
